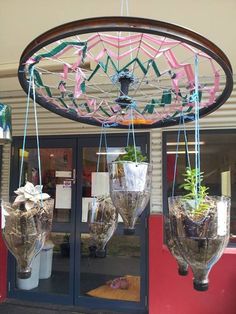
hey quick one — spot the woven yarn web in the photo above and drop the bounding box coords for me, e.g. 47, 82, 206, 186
20, 23, 230, 128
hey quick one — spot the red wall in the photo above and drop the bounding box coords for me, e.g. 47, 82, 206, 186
149, 214, 236, 314
0, 213, 7, 302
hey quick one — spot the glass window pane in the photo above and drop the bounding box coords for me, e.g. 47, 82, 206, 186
15, 232, 70, 295
18, 148, 73, 223
80, 233, 141, 302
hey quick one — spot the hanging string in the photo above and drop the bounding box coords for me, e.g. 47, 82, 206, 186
32, 68, 43, 205
171, 54, 201, 199
120, 0, 133, 67
18, 67, 43, 205
125, 0, 129, 16
126, 104, 137, 163
194, 54, 201, 201
19, 73, 33, 188
126, 122, 131, 147
120, 0, 124, 16
171, 112, 191, 197
120, 0, 129, 16
171, 118, 182, 197
96, 123, 108, 173
182, 115, 191, 169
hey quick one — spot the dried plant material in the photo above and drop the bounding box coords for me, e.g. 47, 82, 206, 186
1, 182, 54, 279
88, 195, 118, 256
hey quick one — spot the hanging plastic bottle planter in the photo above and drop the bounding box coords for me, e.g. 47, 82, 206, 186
88, 195, 118, 258
164, 215, 188, 276
167, 54, 231, 291
168, 193, 230, 291
1, 182, 54, 278
109, 146, 152, 234
1, 67, 54, 279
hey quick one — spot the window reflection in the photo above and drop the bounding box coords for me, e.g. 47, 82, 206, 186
80, 233, 141, 302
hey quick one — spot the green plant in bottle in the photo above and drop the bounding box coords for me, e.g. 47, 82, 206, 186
180, 167, 209, 215
115, 145, 147, 162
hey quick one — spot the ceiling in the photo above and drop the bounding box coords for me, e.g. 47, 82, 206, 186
0, 0, 235, 96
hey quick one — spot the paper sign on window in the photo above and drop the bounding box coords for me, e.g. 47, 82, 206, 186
55, 171, 72, 178
55, 184, 71, 209
82, 197, 93, 222
217, 201, 227, 236
91, 172, 109, 196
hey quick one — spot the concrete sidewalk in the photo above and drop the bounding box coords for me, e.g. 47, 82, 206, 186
0, 299, 127, 314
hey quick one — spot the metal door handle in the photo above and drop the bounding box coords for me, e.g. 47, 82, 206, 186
64, 169, 76, 184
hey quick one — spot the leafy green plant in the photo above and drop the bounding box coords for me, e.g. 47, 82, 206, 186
180, 167, 209, 214
115, 145, 147, 162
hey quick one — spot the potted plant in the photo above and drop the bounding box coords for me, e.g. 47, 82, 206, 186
1, 182, 54, 279
168, 167, 230, 291
109, 146, 152, 234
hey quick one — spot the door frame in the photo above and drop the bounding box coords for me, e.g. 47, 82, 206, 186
8, 133, 149, 313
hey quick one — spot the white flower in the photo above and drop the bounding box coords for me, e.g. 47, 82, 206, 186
14, 181, 50, 210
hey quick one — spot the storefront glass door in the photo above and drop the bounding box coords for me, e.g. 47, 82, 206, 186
9, 137, 77, 304
8, 134, 148, 313
74, 134, 148, 313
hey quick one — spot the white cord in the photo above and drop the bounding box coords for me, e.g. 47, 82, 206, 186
120, 0, 130, 16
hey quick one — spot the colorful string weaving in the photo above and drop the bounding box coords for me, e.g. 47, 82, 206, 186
18, 17, 233, 128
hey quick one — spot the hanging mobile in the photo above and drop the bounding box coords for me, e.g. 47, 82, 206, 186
17, 0, 233, 290
1, 68, 54, 279
168, 55, 231, 291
